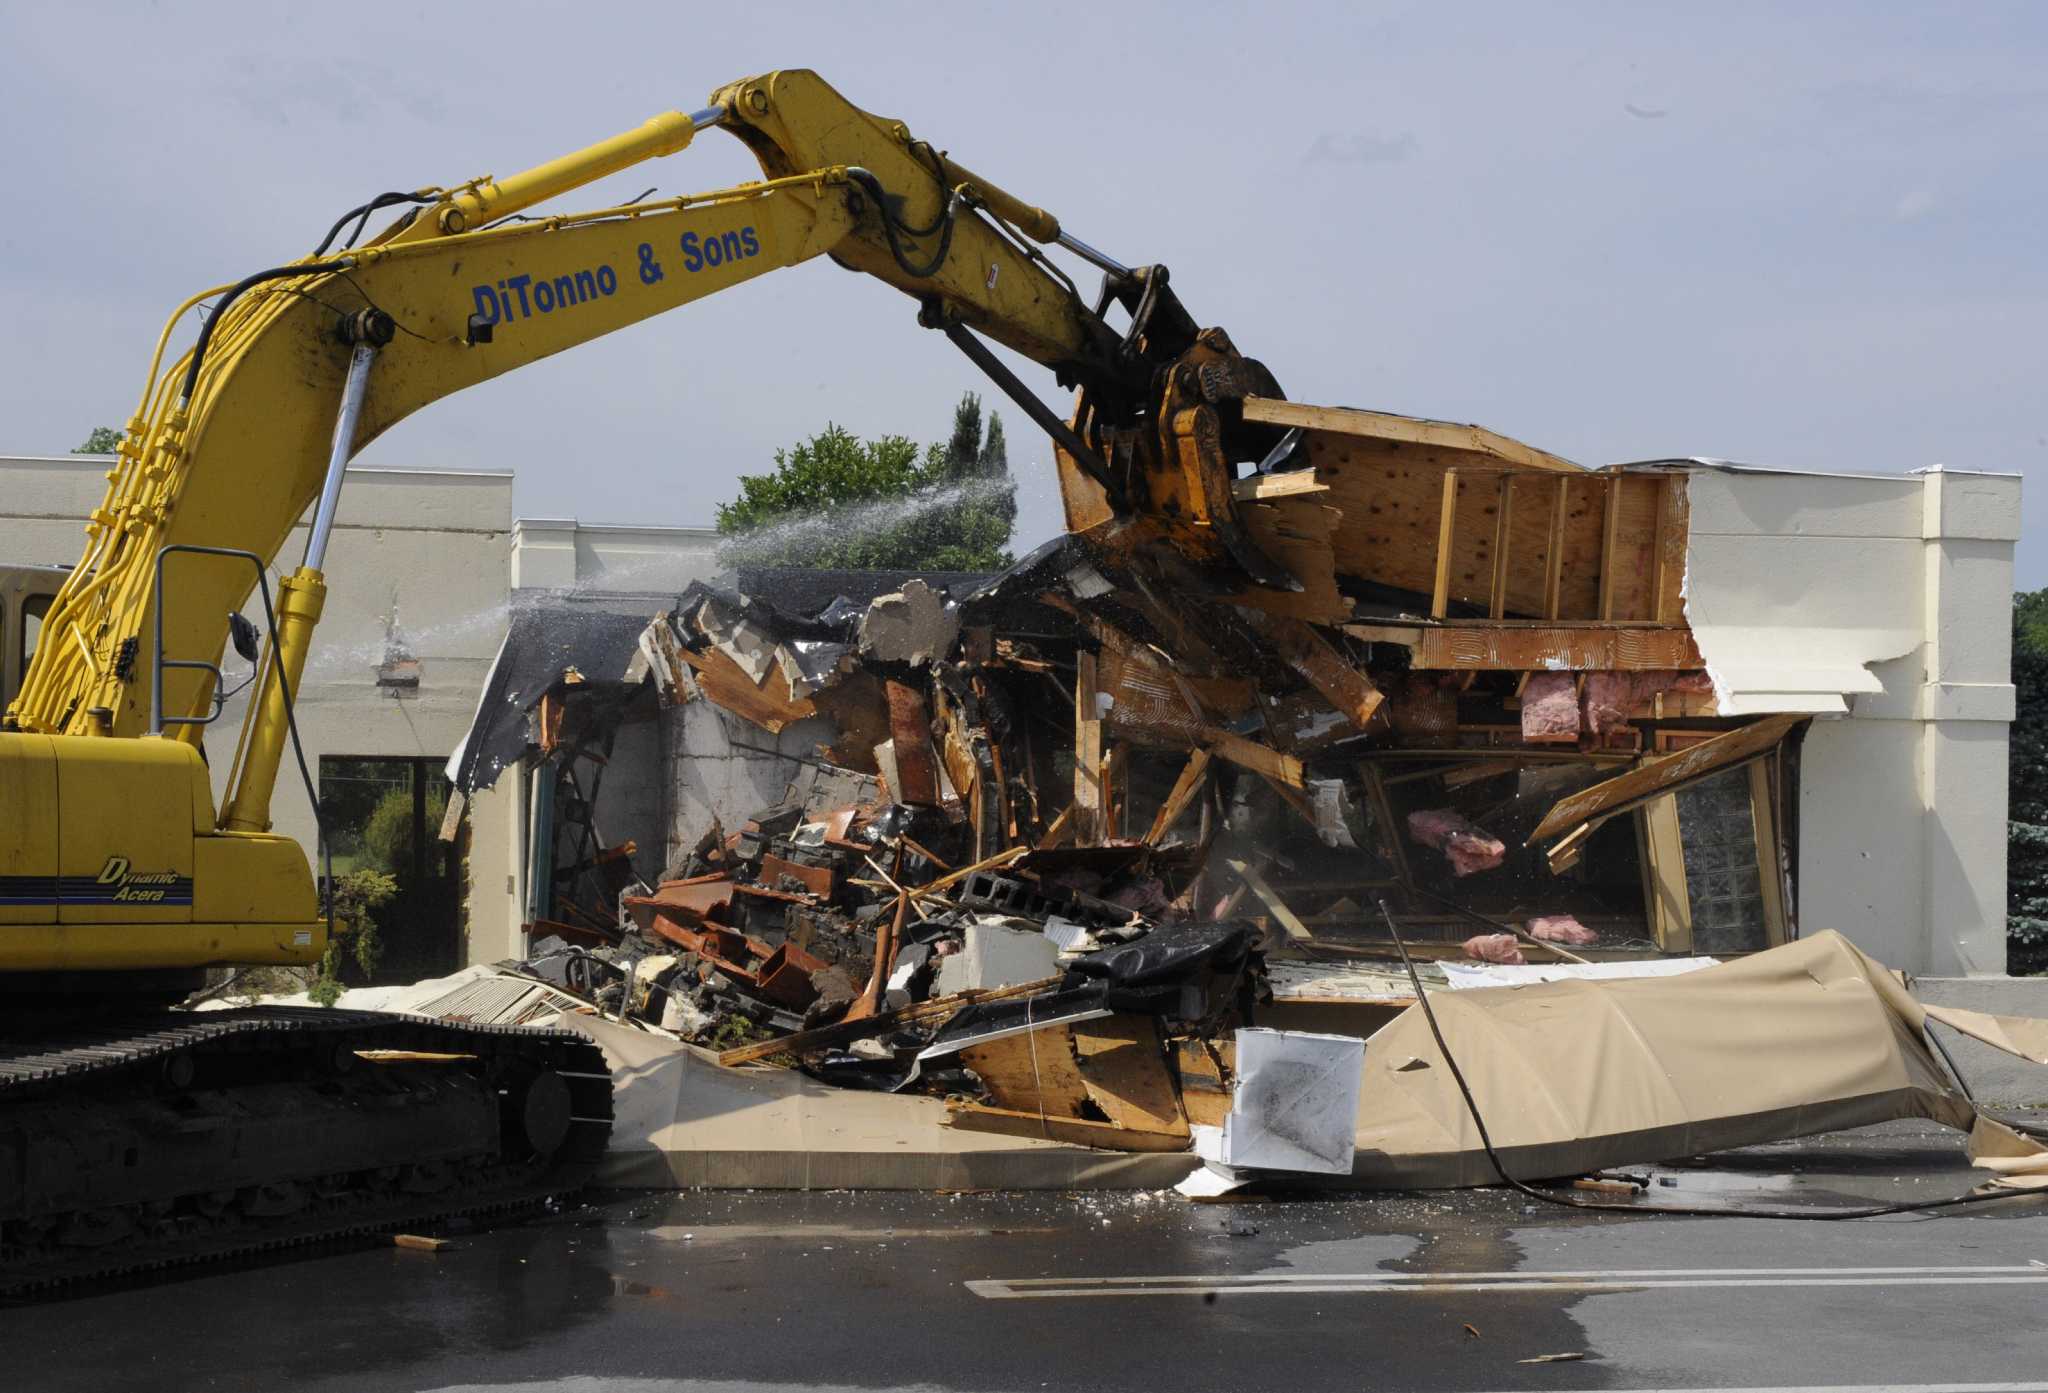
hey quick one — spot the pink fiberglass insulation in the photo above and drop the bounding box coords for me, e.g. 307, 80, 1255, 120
1406, 808, 1507, 876
1527, 914, 1599, 945
1461, 933, 1526, 964
1520, 673, 1580, 742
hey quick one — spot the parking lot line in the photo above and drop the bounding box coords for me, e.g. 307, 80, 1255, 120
967, 1264, 2048, 1299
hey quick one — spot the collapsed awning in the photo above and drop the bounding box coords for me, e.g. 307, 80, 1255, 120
1342, 930, 2048, 1190
1528, 712, 1805, 871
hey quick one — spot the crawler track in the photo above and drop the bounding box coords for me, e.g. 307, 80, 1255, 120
0, 1007, 613, 1295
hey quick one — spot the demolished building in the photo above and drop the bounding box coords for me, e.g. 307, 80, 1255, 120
455, 401, 2019, 978
411, 399, 2037, 1195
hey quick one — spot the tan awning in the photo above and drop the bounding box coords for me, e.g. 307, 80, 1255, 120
1528, 712, 1805, 870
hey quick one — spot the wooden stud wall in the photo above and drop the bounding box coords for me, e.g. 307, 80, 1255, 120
1299, 431, 1688, 624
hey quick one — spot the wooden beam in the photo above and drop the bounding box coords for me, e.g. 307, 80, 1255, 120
1225, 857, 1315, 943
1231, 471, 1329, 501
1655, 473, 1689, 624
1489, 474, 1514, 620
1597, 475, 1622, 621
1037, 801, 1076, 849
1649, 480, 1671, 621
1432, 468, 1458, 619
1144, 748, 1213, 845
1202, 727, 1305, 787
1073, 649, 1104, 843
1240, 397, 1582, 473
1240, 611, 1385, 726
1530, 713, 1806, 847
884, 679, 942, 805
911, 844, 1030, 903
1545, 475, 1569, 621
945, 1104, 1193, 1152
1373, 623, 1704, 672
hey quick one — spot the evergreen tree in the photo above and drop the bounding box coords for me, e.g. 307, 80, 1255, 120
716, 394, 1016, 571
2009, 591, 2048, 973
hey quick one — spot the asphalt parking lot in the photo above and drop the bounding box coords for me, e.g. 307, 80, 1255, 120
9, 1122, 2048, 1393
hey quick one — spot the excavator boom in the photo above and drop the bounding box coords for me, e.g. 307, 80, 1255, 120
0, 69, 1284, 1294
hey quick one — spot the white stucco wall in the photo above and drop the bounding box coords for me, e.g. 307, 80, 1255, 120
1683, 463, 2019, 976
510, 517, 722, 593
465, 518, 729, 965
0, 455, 515, 944
2, 459, 750, 971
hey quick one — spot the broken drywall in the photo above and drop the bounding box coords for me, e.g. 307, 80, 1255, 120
857, 579, 960, 667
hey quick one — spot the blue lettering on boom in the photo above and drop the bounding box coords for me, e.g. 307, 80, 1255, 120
679, 225, 762, 273
469, 260, 620, 325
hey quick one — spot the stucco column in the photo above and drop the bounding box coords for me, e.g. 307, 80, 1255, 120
510, 517, 580, 590
1917, 467, 2021, 975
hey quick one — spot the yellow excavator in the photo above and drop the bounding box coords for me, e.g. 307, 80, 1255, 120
0, 69, 1289, 1290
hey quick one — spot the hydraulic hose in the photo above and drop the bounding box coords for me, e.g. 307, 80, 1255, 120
178, 261, 353, 407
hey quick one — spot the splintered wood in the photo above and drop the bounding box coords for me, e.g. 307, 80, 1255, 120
951, 1015, 1190, 1150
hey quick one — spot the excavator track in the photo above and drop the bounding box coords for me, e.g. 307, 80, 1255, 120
0, 1007, 613, 1296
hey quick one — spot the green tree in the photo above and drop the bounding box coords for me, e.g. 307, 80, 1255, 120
72, 426, 121, 454
309, 868, 397, 1006
362, 779, 448, 874
716, 393, 1016, 570
910, 393, 1018, 571
2010, 590, 2048, 974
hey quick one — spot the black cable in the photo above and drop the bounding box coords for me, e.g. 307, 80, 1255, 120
179, 261, 353, 405
895, 140, 953, 235
1373, 897, 2041, 1222
846, 168, 958, 278
313, 191, 434, 257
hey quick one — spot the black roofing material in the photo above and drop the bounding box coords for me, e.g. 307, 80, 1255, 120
448, 596, 661, 794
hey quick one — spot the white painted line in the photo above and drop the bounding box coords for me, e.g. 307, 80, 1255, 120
986, 1264, 2043, 1287
966, 1263, 2048, 1300
1461, 1386, 2048, 1393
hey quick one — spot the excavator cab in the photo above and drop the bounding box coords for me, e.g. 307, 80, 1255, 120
0, 563, 63, 715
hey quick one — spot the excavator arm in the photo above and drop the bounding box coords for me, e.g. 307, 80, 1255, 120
4, 70, 1285, 972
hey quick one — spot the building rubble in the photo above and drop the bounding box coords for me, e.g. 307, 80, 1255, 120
423, 402, 2048, 1196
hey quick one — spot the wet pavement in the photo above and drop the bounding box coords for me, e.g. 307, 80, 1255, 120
8, 1123, 2048, 1393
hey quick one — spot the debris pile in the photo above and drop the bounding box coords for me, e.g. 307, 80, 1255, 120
430, 401, 2048, 1193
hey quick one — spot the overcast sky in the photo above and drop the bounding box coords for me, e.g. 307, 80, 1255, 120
3, 3, 2042, 583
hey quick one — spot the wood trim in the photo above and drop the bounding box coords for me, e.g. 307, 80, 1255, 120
1597, 475, 1622, 621
1225, 858, 1315, 943
1231, 471, 1328, 501
1642, 793, 1693, 953
1241, 397, 1581, 473
1545, 476, 1568, 620
1749, 758, 1788, 946
1144, 748, 1213, 845
1204, 727, 1305, 787
1073, 651, 1103, 844
1489, 474, 1514, 620
1432, 469, 1458, 619
1530, 714, 1805, 845
1366, 623, 1704, 672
